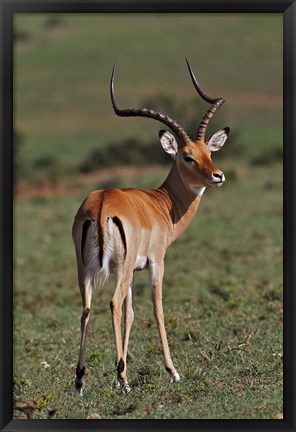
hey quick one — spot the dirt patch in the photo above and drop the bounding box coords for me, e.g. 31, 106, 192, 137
16, 182, 68, 198
15, 165, 164, 198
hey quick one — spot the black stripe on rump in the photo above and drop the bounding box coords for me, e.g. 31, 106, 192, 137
81, 219, 91, 263
97, 193, 105, 267
98, 221, 104, 267
112, 216, 127, 258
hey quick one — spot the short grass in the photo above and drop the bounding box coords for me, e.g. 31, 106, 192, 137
14, 158, 283, 419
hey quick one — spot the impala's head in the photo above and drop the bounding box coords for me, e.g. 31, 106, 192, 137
110, 59, 230, 191
159, 127, 229, 189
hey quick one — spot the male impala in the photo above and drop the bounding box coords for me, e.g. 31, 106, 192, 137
73, 59, 230, 394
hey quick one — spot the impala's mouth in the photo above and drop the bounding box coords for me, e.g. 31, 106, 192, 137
208, 179, 225, 187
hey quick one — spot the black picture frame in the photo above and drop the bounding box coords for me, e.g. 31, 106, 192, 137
0, 1, 295, 431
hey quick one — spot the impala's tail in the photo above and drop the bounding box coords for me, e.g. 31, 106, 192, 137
80, 217, 110, 289
80, 214, 127, 289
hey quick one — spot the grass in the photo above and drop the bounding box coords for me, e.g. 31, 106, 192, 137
13, 13, 282, 420
14, 158, 283, 419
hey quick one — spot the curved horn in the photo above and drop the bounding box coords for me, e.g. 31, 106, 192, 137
110, 65, 191, 145
185, 58, 225, 142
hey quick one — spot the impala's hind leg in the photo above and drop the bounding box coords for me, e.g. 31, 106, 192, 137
121, 281, 134, 393
110, 268, 133, 393
75, 277, 93, 395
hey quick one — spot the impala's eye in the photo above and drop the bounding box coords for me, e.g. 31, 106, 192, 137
183, 154, 195, 163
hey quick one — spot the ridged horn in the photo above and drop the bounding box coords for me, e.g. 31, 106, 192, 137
185, 58, 225, 142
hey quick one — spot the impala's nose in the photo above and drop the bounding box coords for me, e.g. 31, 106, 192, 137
213, 172, 224, 181
212, 172, 225, 186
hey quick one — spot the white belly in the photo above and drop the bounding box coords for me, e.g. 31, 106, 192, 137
133, 255, 148, 271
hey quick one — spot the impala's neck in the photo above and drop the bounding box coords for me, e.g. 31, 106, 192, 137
160, 162, 205, 242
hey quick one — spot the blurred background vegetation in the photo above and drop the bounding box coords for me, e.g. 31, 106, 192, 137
14, 13, 282, 184
14, 13, 283, 420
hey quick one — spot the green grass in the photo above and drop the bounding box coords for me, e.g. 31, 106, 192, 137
14, 158, 283, 419
13, 13, 282, 420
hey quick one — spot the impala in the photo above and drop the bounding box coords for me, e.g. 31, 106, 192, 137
72, 59, 230, 394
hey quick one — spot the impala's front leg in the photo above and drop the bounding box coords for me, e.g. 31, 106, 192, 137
149, 260, 180, 383
110, 269, 133, 393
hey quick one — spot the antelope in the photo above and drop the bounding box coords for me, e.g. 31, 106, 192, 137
72, 59, 230, 395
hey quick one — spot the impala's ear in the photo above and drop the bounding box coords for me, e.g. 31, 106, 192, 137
159, 130, 178, 159
207, 127, 230, 152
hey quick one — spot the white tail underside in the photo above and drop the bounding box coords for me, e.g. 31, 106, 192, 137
83, 218, 115, 289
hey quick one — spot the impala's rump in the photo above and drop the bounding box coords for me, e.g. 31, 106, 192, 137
73, 188, 159, 289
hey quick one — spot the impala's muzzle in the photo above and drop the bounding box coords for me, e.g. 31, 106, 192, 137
208, 172, 225, 187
